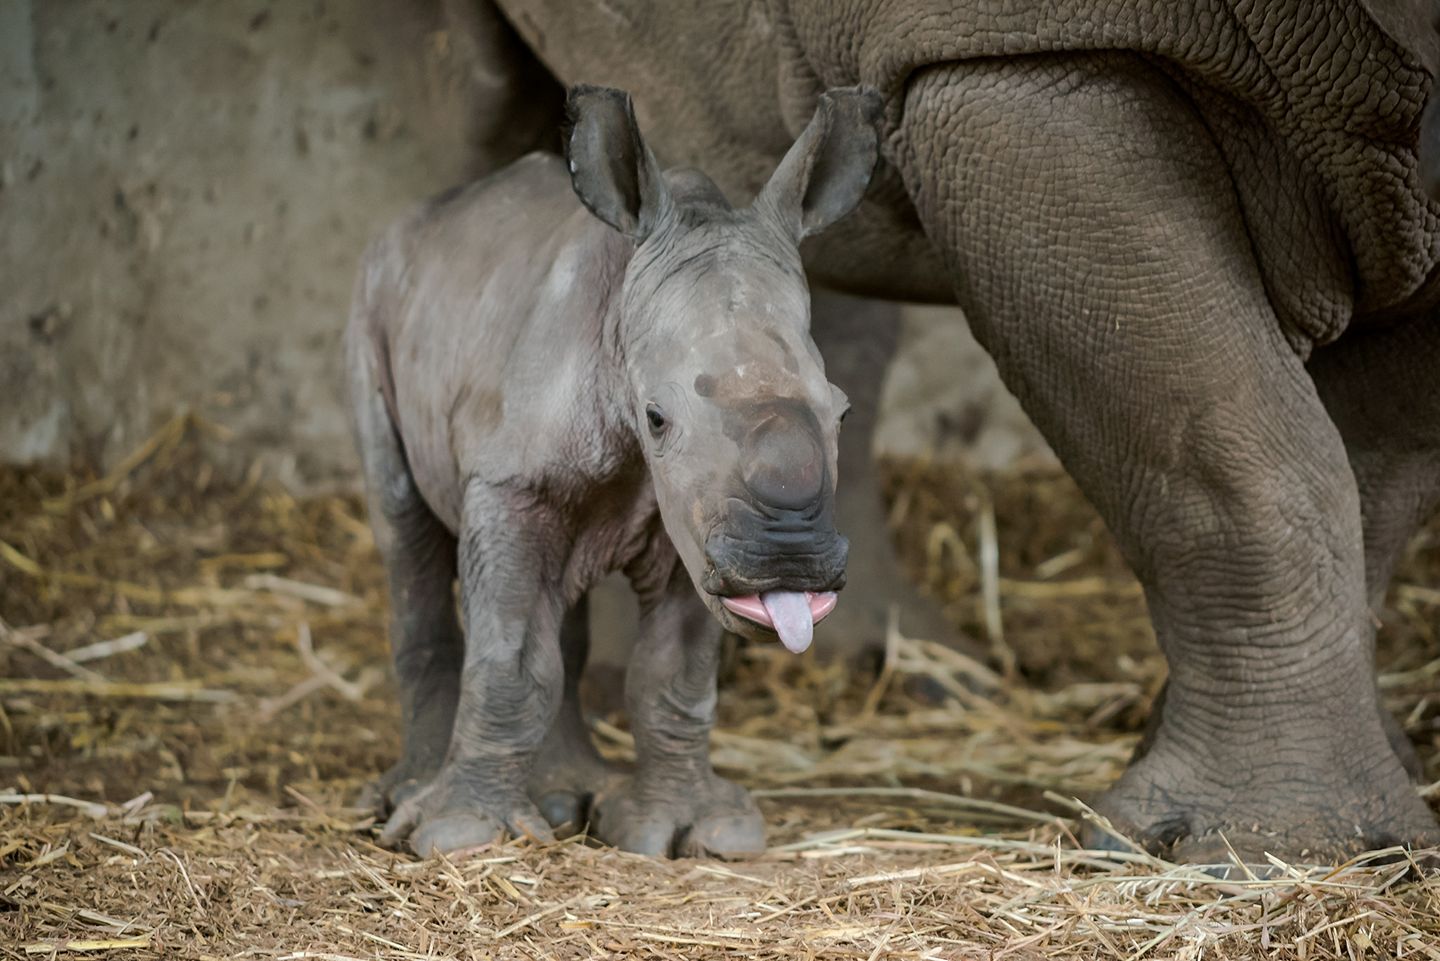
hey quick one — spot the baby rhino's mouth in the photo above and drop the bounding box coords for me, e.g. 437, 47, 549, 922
719, 591, 838, 654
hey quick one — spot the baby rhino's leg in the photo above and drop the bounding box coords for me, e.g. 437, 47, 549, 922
527, 595, 623, 832
360, 501, 462, 816
381, 482, 565, 856
591, 570, 764, 859
350, 346, 462, 816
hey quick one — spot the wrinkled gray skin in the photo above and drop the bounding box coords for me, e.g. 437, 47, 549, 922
346, 85, 882, 858
427, 0, 1440, 863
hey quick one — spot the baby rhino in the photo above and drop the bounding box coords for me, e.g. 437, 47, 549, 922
346, 85, 883, 858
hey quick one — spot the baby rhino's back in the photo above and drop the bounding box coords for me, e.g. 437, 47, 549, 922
357, 152, 627, 531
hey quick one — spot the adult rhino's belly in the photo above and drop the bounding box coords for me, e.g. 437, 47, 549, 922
497, 0, 790, 190
497, 0, 952, 302
498, 0, 1439, 314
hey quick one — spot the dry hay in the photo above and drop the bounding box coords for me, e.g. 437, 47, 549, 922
3, 415, 1440, 960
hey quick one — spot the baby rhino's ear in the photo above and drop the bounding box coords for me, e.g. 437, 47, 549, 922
565, 84, 672, 240
757, 87, 884, 240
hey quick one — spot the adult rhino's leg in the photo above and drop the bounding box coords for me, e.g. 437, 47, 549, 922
1422, 91, 1440, 202
893, 52, 1438, 861
808, 288, 959, 652
1310, 320, 1440, 778
380, 482, 564, 856
441, 0, 565, 174
348, 336, 462, 817
590, 568, 765, 859
527, 594, 623, 832
1309, 322, 1440, 611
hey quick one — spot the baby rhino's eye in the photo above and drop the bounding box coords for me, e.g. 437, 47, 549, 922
645, 402, 668, 437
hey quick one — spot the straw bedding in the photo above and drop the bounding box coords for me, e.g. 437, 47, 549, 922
3, 415, 1439, 959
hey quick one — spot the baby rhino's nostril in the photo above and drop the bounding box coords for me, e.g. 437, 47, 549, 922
741, 413, 823, 510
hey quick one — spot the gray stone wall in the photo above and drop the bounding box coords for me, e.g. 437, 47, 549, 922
1, 0, 485, 486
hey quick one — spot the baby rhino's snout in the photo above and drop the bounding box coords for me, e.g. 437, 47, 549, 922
741, 408, 825, 511
700, 402, 846, 611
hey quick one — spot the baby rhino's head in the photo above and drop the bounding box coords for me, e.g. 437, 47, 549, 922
565, 83, 883, 654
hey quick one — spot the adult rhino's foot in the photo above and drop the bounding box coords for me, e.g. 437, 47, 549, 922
526, 706, 623, 834
591, 773, 765, 859
1135, 682, 1426, 784
1088, 734, 1439, 865
380, 763, 554, 858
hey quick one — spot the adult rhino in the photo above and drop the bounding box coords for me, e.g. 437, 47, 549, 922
436, 0, 1440, 862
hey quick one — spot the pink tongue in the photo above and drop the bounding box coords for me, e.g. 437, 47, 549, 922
761, 590, 814, 654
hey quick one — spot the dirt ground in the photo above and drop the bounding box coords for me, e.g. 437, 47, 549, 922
3, 418, 1440, 959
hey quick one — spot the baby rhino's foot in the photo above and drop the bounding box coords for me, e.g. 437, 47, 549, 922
380, 766, 554, 858
528, 754, 623, 837
356, 758, 436, 818
527, 720, 625, 836
591, 773, 765, 859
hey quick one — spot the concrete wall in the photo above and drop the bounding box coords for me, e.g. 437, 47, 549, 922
0, 0, 491, 485
0, 1, 1046, 485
